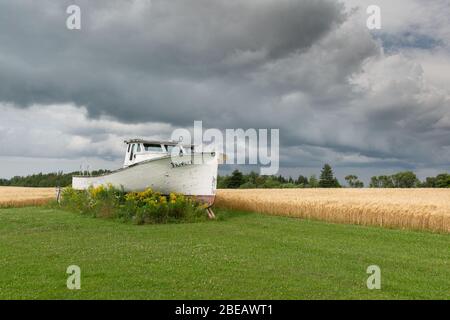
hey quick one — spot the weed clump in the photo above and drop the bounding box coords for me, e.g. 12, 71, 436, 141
60, 185, 208, 224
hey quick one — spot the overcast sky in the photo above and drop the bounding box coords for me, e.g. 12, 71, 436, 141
1, 0, 449, 183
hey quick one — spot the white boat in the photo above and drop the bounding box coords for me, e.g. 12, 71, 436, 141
72, 139, 219, 211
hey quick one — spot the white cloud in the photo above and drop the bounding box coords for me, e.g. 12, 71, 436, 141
0, 103, 175, 159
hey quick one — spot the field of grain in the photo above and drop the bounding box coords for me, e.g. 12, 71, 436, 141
0, 187, 55, 208
215, 189, 450, 233
2, 187, 449, 233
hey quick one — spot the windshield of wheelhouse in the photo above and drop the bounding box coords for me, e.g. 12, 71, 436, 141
144, 144, 164, 153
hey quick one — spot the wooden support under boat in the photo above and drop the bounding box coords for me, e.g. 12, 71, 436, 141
193, 195, 216, 219
206, 207, 216, 219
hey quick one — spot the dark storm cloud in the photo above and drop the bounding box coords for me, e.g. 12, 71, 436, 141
0, 0, 345, 124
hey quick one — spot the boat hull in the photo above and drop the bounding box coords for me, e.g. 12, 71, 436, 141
72, 153, 218, 205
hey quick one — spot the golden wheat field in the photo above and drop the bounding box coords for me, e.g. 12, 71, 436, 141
1, 186, 449, 233
0, 187, 55, 208
215, 189, 450, 233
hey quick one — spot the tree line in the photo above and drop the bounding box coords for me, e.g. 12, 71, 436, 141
0, 170, 110, 188
0, 164, 449, 188
370, 172, 450, 188
218, 164, 343, 189
218, 164, 450, 189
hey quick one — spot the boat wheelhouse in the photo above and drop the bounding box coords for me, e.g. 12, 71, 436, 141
123, 139, 195, 167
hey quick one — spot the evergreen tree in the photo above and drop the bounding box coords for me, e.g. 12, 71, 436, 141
247, 171, 259, 185
308, 174, 319, 188
296, 175, 308, 186
319, 164, 340, 188
226, 169, 245, 188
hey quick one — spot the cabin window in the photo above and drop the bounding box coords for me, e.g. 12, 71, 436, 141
127, 144, 131, 152
144, 144, 163, 152
137, 144, 141, 152
129, 144, 136, 161
165, 145, 174, 153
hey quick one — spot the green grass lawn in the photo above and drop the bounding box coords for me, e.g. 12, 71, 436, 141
0, 207, 449, 300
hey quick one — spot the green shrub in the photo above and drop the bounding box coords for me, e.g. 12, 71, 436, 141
60, 185, 208, 224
